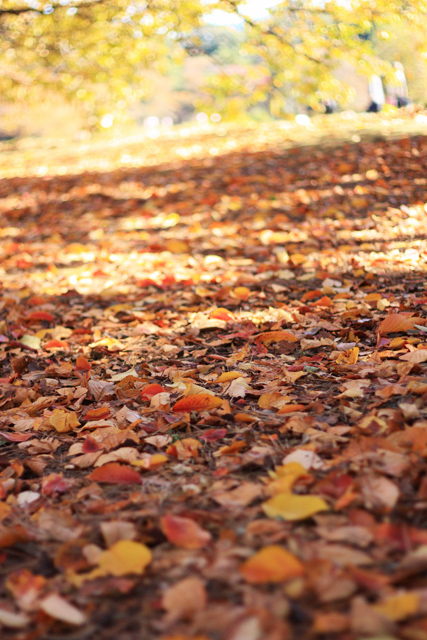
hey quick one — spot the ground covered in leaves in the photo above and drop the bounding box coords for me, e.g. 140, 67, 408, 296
2, 113, 427, 639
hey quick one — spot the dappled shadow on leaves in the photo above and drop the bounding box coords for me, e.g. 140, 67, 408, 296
3, 125, 427, 640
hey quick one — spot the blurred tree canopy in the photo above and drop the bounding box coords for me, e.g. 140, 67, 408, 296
2, 0, 427, 124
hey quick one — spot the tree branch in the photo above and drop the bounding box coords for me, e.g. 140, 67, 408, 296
219, 0, 323, 64
0, 0, 107, 16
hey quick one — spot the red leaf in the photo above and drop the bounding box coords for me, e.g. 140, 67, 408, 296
89, 463, 142, 484
173, 394, 222, 412
311, 296, 333, 307
44, 340, 68, 350
82, 435, 104, 453
199, 428, 227, 442
140, 384, 166, 398
41, 473, 72, 496
75, 356, 91, 371
161, 515, 212, 549
26, 311, 54, 322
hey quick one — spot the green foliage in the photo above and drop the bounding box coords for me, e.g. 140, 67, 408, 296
1, 0, 427, 125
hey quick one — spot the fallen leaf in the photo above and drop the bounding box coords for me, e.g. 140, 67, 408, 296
400, 349, 427, 363
49, 409, 80, 433
39, 593, 87, 626
239, 545, 304, 583
173, 394, 222, 412
89, 463, 142, 484
378, 313, 414, 335
262, 493, 329, 520
255, 330, 299, 344
373, 592, 419, 621
161, 514, 212, 549
162, 577, 207, 622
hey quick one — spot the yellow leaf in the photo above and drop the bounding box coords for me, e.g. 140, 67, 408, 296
289, 253, 306, 265
262, 493, 328, 521
335, 346, 359, 365
258, 392, 290, 409
165, 239, 189, 253
67, 540, 151, 586
214, 371, 244, 383
240, 545, 304, 584
97, 540, 151, 576
49, 410, 80, 433
266, 463, 308, 495
373, 592, 419, 622
233, 286, 251, 300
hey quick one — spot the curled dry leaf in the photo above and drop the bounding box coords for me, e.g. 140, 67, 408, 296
84, 407, 110, 421
161, 514, 212, 549
239, 545, 304, 584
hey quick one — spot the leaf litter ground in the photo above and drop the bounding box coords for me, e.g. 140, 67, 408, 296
2, 113, 427, 639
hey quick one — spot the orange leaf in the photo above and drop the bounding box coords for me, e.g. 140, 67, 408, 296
173, 394, 222, 412
311, 296, 332, 307
277, 404, 306, 414
240, 545, 304, 584
210, 307, 234, 321
234, 412, 257, 423
301, 289, 323, 302
166, 438, 202, 460
44, 340, 68, 350
233, 286, 251, 300
161, 515, 212, 549
215, 371, 244, 383
84, 407, 111, 421
255, 330, 299, 345
378, 313, 415, 335
49, 410, 80, 433
26, 311, 54, 322
140, 383, 166, 398
213, 440, 247, 457
89, 463, 141, 484
75, 356, 91, 371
